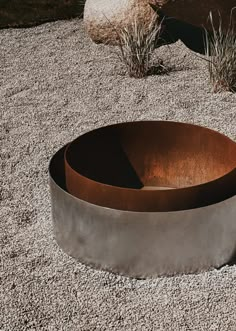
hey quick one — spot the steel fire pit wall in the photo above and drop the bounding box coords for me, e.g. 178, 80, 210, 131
49, 121, 236, 278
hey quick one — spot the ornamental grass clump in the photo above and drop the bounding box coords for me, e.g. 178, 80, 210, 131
114, 13, 165, 78
204, 9, 236, 92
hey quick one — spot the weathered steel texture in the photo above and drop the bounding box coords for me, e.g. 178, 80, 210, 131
49, 121, 236, 278
65, 121, 236, 212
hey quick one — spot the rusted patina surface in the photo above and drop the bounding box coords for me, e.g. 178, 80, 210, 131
64, 121, 236, 212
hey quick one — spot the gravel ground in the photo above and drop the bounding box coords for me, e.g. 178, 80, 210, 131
1, 18, 236, 330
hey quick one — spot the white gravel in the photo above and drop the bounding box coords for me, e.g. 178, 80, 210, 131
1, 18, 236, 330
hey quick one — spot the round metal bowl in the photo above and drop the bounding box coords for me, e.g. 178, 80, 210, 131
49, 121, 236, 278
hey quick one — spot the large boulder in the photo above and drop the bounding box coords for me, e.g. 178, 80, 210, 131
83, 0, 161, 45
84, 0, 236, 48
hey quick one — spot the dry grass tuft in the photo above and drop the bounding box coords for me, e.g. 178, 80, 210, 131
204, 8, 236, 93
105, 7, 167, 78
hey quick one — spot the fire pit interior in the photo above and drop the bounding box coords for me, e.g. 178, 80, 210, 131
65, 121, 236, 212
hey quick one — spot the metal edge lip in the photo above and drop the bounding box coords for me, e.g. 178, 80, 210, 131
63, 120, 236, 212
69, 120, 236, 145
64, 120, 236, 192
68, 119, 236, 149
49, 144, 236, 215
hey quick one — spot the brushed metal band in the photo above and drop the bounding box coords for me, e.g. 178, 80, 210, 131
49, 143, 236, 278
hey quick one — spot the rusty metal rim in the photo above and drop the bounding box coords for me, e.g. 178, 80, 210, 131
50, 146, 235, 214
64, 120, 236, 192
64, 148, 236, 193
63, 120, 236, 212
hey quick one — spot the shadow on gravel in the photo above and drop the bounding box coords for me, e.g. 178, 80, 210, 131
0, 0, 84, 29
217, 249, 236, 269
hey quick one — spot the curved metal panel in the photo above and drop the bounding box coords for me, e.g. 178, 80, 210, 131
49, 121, 236, 277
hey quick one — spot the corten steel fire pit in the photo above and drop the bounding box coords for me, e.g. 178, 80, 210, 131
49, 121, 236, 278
